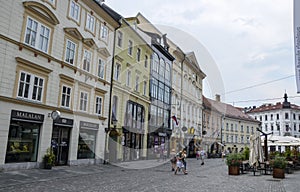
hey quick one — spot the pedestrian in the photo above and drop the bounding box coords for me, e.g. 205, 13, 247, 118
174, 149, 187, 175
196, 148, 200, 160
200, 149, 206, 165
170, 149, 176, 171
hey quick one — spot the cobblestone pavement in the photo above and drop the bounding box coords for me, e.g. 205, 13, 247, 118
0, 158, 299, 192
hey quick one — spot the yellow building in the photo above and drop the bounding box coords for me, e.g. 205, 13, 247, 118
101, 8, 153, 162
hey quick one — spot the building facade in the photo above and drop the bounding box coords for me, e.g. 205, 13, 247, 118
246, 93, 300, 151
0, 0, 119, 170
203, 96, 260, 154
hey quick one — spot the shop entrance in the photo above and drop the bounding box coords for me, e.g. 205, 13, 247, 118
51, 126, 70, 165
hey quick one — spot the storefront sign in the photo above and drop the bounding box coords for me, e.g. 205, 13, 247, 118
54, 117, 73, 127
158, 132, 167, 137
11, 110, 44, 123
80, 121, 99, 130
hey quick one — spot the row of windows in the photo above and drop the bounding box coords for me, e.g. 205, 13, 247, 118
224, 134, 250, 144
255, 113, 300, 121
224, 123, 254, 134
17, 71, 103, 115
24, 16, 107, 79
152, 53, 171, 82
264, 123, 300, 132
150, 79, 170, 104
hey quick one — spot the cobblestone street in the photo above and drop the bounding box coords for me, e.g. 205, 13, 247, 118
0, 158, 299, 192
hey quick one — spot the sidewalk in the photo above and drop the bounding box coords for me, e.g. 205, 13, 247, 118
0, 158, 299, 192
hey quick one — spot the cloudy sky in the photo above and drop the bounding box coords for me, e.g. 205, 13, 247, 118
106, 0, 298, 108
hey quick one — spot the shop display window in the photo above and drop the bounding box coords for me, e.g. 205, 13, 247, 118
77, 129, 96, 159
5, 121, 40, 163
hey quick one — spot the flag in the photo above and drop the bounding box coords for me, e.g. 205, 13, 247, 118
294, 0, 300, 92
171, 115, 178, 126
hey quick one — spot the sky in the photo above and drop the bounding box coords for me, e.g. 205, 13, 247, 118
105, 0, 298, 108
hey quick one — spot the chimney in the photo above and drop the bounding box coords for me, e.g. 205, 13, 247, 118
215, 94, 221, 102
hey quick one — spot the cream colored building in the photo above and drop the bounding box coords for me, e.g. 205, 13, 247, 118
203, 96, 260, 155
168, 45, 206, 157
0, 0, 119, 170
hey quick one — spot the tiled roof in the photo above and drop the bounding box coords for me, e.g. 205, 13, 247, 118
248, 102, 300, 113
203, 96, 259, 123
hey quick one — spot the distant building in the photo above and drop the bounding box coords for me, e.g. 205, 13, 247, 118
247, 93, 300, 138
203, 95, 260, 154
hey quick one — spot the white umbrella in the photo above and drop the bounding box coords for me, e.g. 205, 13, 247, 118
249, 133, 264, 167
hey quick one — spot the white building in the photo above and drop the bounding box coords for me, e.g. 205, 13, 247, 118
247, 93, 300, 138
0, 0, 119, 170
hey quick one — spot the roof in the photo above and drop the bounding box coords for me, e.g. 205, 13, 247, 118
98, 2, 122, 24
203, 96, 259, 123
247, 102, 300, 113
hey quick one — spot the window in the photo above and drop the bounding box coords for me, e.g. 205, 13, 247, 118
24, 17, 50, 53
117, 31, 123, 47
79, 91, 88, 111
126, 70, 131, 86
112, 96, 118, 121
128, 40, 133, 55
65, 39, 76, 65
135, 76, 139, 92
265, 115, 268, 121
277, 114, 279, 120
100, 24, 108, 42
78, 129, 96, 159
165, 86, 170, 104
158, 82, 164, 101
151, 79, 158, 98
83, 49, 92, 72
6, 121, 40, 163
165, 62, 170, 81
125, 101, 144, 130
143, 81, 147, 96
85, 13, 95, 32
159, 59, 165, 78
136, 48, 141, 62
95, 96, 102, 115
61, 85, 72, 108
17, 71, 44, 102
144, 55, 148, 68
69, 0, 80, 23
152, 53, 159, 73
114, 63, 121, 81
285, 113, 289, 119
98, 58, 105, 79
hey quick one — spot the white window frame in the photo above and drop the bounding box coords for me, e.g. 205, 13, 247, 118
85, 13, 95, 33
69, 0, 80, 23
126, 70, 131, 87
24, 16, 51, 53
65, 39, 76, 65
136, 48, 141, 62
117, 31, 123, 47
17, 71, 44, 102
144, 55, 148, 68
114, 63, 121, 81
61, 85, 72, 108
128, 40, 133, 56
98, 58, 105, 79
100, 24, 108, 43
79, 91, 88, 112
83, 49, 92, 72
95, 96, 103, 115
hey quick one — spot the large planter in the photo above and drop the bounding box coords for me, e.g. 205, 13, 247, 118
273, 168, 285, 179
228, 166, 240, 175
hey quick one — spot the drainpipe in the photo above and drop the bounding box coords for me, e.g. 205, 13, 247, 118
179, 52, 186, 150
104, 19, 122, 164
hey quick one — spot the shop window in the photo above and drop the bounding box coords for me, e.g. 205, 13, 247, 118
77, 129, 96, 159
5, 121, 40, 163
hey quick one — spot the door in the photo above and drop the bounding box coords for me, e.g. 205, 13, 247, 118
51, 127, 70, 165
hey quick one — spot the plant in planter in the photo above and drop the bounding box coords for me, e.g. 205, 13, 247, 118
269, 155, 287, 179
226, 153, 243, 175
43, 147, 55, 169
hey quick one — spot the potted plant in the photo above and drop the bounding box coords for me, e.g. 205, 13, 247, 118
226, 153, 243, 175
43, 147, 55, 169
269, 155, 287, 179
